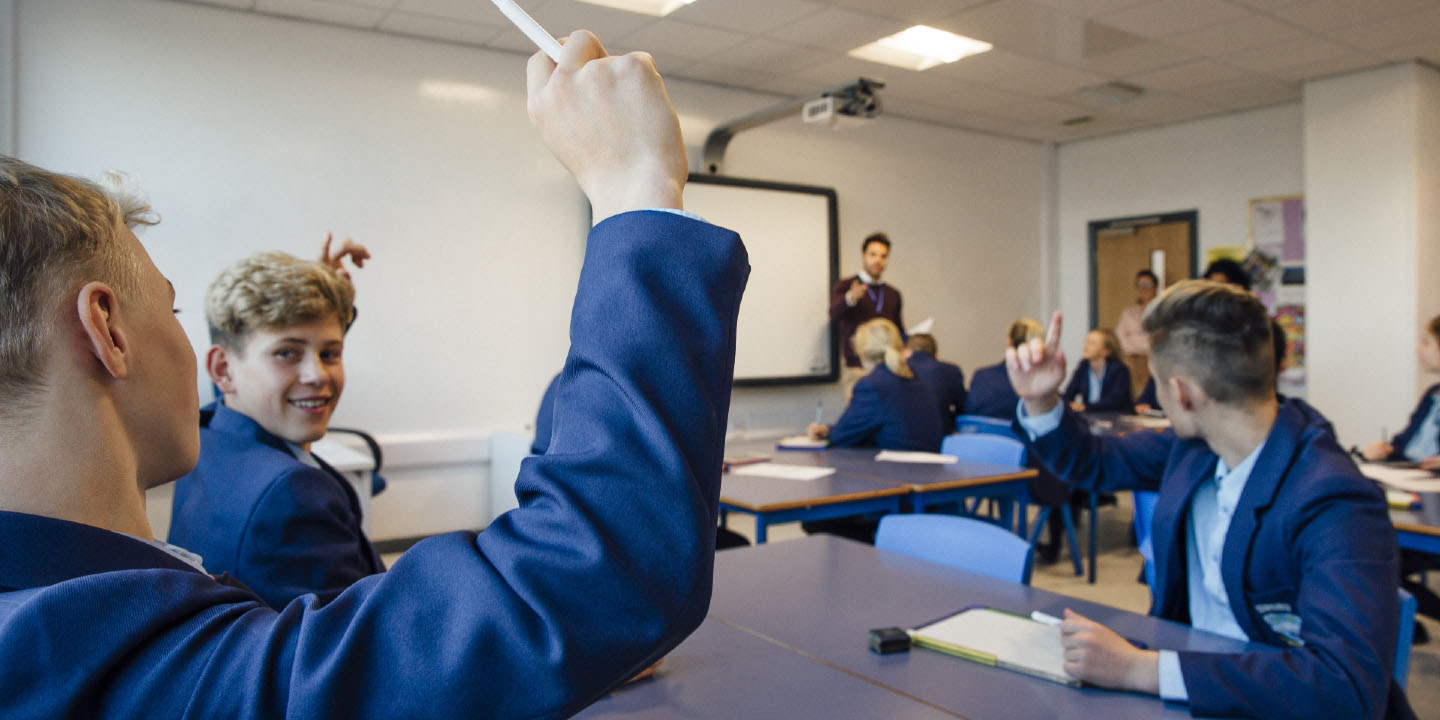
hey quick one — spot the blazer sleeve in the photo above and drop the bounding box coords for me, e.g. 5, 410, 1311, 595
118, 211, 751, 720
1176, 477, 1402, 719
1018, 407, 1173, 494
827, 379, 883, 447
1092, 362, 1133, 412
238, 466, 378, 609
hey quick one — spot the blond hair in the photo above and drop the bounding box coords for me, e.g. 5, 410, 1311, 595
205, 252, 355, 351
1092, 328, 1122, 360
1007, 317, 1043, 348
852, 318, 911, 379
0, 155, 154, 404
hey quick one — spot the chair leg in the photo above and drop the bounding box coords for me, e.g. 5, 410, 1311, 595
1088, 490, 1099, 584
1027, 505, 1050, 547
1061, 506, 1083, 577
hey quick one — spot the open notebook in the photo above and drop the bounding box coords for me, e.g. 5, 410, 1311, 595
908, 607, 1080, 687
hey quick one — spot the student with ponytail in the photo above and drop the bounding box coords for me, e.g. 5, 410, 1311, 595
807, 318, 944, 451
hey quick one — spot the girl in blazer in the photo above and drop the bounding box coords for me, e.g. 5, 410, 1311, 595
1363, 314, 1440, 469
809, 318, 944, 451
1063, 328, 1132, 413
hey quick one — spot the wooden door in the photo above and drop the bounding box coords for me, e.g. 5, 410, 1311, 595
1089, 213, 1196, 398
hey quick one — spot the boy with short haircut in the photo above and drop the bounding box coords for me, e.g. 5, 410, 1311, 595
167, 249, 383, 609
0, 32, 749, 717
1007, 281, 1413, 719
905, 333, 966, 431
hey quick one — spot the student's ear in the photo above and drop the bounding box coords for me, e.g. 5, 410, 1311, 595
207, 345, 237, 395
76, 281, 129, 380
1168, 374, 1199, 413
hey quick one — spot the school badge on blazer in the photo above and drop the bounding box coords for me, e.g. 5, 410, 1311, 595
1256, 602, 1304, 646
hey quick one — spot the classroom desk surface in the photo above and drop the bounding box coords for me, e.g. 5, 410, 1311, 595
575, 618, 960, 719
707, 536, 1262, 720
1393, 492, 1440, 557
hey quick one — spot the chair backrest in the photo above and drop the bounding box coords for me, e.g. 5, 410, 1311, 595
941, 433, 1025, 467
955, 414, 1014, 437
1397, 587, 1416, 689
1131, 490, 1160, 591
875, 514, 1034, 584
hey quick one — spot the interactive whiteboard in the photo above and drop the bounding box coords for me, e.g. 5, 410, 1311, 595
683, 175, 838, 386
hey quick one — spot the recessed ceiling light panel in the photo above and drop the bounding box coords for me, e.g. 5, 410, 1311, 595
574, 0, 696, 17
848, 25, 991, 71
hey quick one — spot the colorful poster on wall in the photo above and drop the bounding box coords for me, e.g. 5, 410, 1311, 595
1248, 195, 1305, 395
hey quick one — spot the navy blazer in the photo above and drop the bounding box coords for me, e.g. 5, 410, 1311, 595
1136, 376, 1158, 408
1061, 358, 1132, 412
828, 364, 944, 452
963, 361, 1018, 419
907, 351, 966, 430
1389, 382, 1440, 461
1019, 400, 1412, 719
0, 211, 749, 718
168, 401, 385, 609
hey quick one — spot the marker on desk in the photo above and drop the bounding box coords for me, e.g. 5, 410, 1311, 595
487, 0, 564, 62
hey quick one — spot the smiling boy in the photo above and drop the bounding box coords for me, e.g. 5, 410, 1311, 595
167, 250, 384, 608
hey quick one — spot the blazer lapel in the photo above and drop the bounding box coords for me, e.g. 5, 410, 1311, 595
1151, 446, 1215, 622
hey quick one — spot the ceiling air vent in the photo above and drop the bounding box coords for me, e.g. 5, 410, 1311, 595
1079, 81, 1146, 106
1062, 115, 1094, 126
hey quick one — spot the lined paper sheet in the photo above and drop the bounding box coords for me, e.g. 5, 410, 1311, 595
875, 450, 959, 464
730, 463, 837, 481
1360, 462, 1440, 493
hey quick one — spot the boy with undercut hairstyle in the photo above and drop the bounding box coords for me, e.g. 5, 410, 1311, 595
167, 248, 383, 609
1007, 281, 1414, 719
0, 31, 749, 717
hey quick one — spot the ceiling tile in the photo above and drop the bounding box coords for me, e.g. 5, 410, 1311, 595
1225, 0, 1298, 10
1179, 76, 1301, 108
937, 48, 1111, 97
768, 6, 908, 51
618, 19, 749, 59
832, 0, 990, 24
379, 11, 506, 45
1097, 0, 1253, 39
707, 37, 834, 72
674, 61, 780, 90
985, 96, 1094, 124
1267, 52, 1384, 82
1054, 26, 1195, 75
187, 0, 258, 9
1377, 37, 1440, 64
1023, 0, 1152, 19
1272, 0, 1435, 33
667, 0, 824, 35
526, 1, 660, 44
485, 28, 552, 54
394, 0, 501, 24
1165, 14, 1304, 54
881, 73, 1031, 111
1223, 34, 1354, 73
788, 54, 894, 84
935, 0, 1077, 58
254, 0, 387, 27
752, 73, 836, 98
1127, 59, 1247, 91
1103, 91, 1223, 123
599, 43, 700, 74
1339, 7, 1440, 52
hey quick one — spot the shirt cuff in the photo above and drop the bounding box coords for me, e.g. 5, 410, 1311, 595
1157, 650, 1189, 703
1015, 398, 1064, 440
845, 292, 857, 307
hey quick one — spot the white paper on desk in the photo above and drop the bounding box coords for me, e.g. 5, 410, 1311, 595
910, 608, 1076, 686
730, 463, 836, 481
907, 317, 935, 335
1117, 414, 1172, 430
1359, 462, 1440, 493
875, 450, 958, 464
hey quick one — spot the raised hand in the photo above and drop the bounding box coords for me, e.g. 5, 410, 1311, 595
847, 278, 866, 304
320, 232, 370, 281
525, 30, 687, 224
1005, 310, 1067, 415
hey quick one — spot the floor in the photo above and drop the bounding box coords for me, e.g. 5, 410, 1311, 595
718, 494, 1440, 719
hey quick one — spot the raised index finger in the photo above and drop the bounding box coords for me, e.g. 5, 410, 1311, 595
1045, 310, 1064, 354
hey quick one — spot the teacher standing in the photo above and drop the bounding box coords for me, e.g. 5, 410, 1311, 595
830, 232, 904, 395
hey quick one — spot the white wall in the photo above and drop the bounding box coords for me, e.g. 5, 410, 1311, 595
1305, 62, 1440, 447
1, 0, 14, 155
16, 0, 1050, 537
1055, 104, 1304, 362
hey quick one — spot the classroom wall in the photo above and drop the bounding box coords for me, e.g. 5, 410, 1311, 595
1305, 62, 1440, 448
15, 0, 1050, 537
1054, 104, 1305, 363
1, 0, 14, 155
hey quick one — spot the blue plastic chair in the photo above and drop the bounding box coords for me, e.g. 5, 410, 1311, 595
940, 433, 1024, 466
1397, 587, 1416, 689
875, 514, 1034, 585
954, 414, 1014, 436
1132, 490, 1160, 592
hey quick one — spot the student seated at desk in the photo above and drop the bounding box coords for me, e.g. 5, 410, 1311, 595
1062, 328, 1132, 413
0, 33, 750, 718
166, 246, 383, 609
1362, 314, 1440, 470
1007, 282, 1413, 719
905, 333, 966, 430
963, 317, 1043, 418
807, 318, 943, 452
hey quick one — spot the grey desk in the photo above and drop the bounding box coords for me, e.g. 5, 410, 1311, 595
707, 536, 1262, 720
719, 470, 910, 543
1394, 492, 1440, 559
722, 440, 1036, 541
575, 618, 960, 719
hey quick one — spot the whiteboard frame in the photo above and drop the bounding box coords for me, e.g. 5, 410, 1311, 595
686, 173, 839, 387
